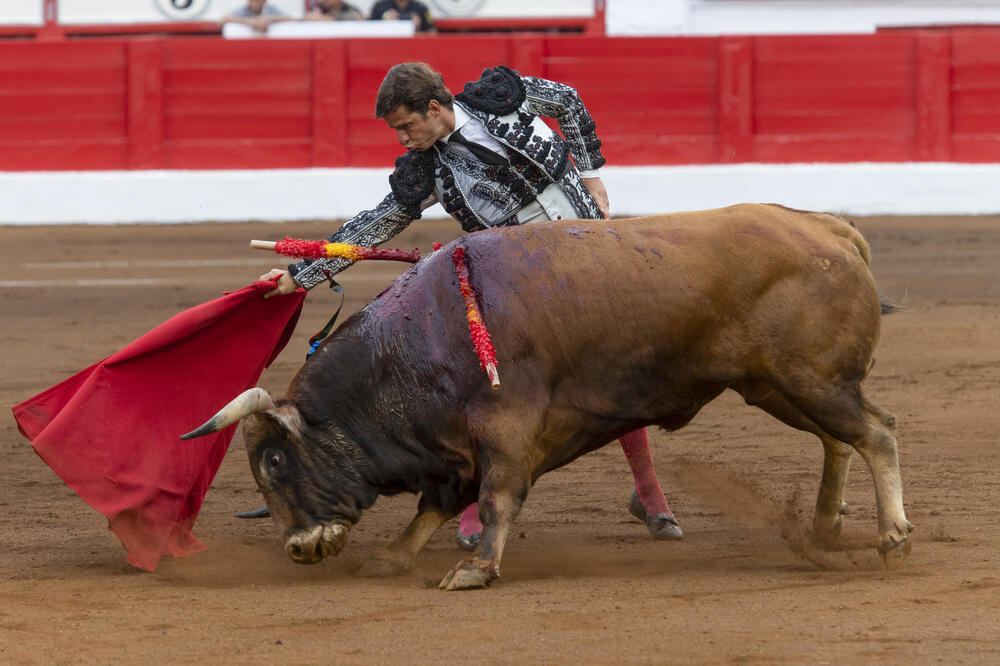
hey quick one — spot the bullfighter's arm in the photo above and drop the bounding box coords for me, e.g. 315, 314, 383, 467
520, 75, 607, 175
287, 192, 436, 290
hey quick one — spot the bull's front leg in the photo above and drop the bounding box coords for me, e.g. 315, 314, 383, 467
356, 502, 454, 577
439, 461, 528, 591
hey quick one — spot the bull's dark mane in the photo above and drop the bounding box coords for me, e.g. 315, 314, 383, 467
290, 301, 475, 515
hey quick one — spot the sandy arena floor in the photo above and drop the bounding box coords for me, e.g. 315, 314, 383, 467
1, 214, 998, 663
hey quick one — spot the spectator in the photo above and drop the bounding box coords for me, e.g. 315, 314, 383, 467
306, 0, 364, 21
369, 0, 435, 33
221, 0, 289, 34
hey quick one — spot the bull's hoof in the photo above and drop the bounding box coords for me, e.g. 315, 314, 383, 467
811, 515, 844, 547
356, 556, 410, 578
455, 527, 481, 552
438, 558, 497, 591
877, 534, 912, 570
629, 490, 683, 540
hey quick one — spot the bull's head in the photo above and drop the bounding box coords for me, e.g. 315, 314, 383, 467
181, 388, 366, 565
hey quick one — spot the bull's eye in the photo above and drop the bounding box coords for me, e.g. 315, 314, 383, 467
262, 449, 284, 474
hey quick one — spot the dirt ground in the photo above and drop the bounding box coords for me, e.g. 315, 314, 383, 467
1, 213, 998, 664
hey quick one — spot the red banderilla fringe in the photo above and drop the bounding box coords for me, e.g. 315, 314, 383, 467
253, 238, 421, 264
451, 246, 500, 389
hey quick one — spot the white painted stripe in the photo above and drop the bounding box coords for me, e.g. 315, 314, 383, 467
18, 258, 270, 270
0, 275, 399, 288
0, 278, 173, 288
2, 163, 998, 225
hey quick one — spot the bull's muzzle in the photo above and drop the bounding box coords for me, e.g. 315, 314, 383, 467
285, 523, 350, 564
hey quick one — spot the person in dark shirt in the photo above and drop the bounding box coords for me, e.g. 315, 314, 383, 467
306, 0, 364, 20
369, 0, 435, 32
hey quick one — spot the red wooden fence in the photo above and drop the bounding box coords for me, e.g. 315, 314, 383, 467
3, 29, 1000, 171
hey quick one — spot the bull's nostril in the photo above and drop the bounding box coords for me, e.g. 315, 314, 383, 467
288, 544, 302, 558
313, 542, 324, 559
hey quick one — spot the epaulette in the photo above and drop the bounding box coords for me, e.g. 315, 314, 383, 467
455, 65, 526, 116
388, 150, 435, 215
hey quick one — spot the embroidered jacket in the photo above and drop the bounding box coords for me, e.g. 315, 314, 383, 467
289, 66, 607, 290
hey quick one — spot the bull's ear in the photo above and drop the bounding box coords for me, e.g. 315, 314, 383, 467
251, 405, 305, 443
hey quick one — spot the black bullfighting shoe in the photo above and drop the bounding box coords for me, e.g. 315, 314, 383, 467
456, 526, 481, 552
629, 489, 683, 540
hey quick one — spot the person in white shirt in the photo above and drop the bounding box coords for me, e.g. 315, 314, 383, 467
222, 0, 288, 33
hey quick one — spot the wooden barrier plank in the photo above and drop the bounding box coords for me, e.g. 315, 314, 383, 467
163, 139, 312, 169
127, 40, 164, 170
950, 30, 1000, 137
915, 31, 951, 161
312, 40, 347, 166
717, 36, 753, 163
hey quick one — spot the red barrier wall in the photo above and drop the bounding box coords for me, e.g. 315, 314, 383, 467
3, 30, 1000, 171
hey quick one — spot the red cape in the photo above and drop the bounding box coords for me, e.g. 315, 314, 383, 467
12, 281, 306, 572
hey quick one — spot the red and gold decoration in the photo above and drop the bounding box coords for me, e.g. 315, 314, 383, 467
250, 237, 421, 264
450, 246, 500, 389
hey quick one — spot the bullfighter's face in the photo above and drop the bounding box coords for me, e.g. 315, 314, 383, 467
384, 101, 451, 153
242, 407, 360, 564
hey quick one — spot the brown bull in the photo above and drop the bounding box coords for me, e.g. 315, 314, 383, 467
183, 203, 911, 590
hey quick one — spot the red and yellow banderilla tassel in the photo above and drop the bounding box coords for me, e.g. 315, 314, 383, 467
451, 246, 500, 389
250, 237, 421, 264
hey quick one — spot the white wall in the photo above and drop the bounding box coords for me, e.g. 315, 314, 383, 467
607, 0, 1000, 36
3, 1, 44, 25
2, 163, 999, 225
38, 0, 594, 24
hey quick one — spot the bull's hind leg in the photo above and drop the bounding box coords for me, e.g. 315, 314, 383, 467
357, 502, 454, 577
738, 385, 854, 546
779, 383, 913, 568
813, 436, 854, 545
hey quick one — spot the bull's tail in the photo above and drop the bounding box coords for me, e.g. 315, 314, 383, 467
880, 292, 904, 315
837, 217, 903, 315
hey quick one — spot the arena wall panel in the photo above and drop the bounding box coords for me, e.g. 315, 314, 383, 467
4, 30, 1000, 172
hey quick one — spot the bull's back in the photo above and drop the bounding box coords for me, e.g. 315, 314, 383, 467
344, 204, 880, 404
461, 204, 876, 358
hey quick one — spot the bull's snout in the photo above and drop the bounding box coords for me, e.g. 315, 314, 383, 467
284, 523, 349, 564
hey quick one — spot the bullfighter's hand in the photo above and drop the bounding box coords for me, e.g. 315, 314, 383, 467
582, 177, 610, 219
259, 268, 298, 299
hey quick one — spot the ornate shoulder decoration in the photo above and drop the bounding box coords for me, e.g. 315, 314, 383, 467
388, 150, 435, 215
456, 66, 526, 116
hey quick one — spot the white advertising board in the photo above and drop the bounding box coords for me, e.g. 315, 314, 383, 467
3, 1, 45, 25
43, 0, 593, 25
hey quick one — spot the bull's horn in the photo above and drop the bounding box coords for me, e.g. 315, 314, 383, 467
180, 387, 275, 440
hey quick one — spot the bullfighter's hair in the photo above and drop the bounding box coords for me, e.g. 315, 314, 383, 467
375, 62, 454, 118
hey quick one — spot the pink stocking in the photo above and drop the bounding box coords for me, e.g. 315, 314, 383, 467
459, 502, 483, 536
618, 428, 671, 516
